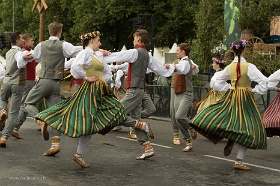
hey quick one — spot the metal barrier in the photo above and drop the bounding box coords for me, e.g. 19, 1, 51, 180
146, 85, 274, 118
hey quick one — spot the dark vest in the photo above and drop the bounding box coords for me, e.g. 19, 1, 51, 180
4, 48, 26, 85
126, 48, 149, 89
39, 40, 64, 80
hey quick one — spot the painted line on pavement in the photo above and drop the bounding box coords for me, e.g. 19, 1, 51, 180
117, 136, 173, 149
204, 155, 280, 172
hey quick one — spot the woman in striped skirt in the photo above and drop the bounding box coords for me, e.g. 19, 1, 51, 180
35, 31, 127, 168
263, 69, 280, 137
191, 40, 268, 170
196, 56, 230, 113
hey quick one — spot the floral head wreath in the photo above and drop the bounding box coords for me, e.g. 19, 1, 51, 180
229, 40, 247, 50
212, 57, 226, 64
79, 31, 101, 41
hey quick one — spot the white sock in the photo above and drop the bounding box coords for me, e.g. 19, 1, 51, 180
77, 135, 91, 155
236, 144, 247, 160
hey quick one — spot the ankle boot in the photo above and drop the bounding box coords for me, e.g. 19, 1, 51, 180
128, 127, 137, 139
0, 109, 7, 121
173, 133, 181, 145
43, 136, 61, 156
12, 124, 23, 139
134, 120, 154, 139
233, 160, 251, 170
183, 139, 193, 152
0, 109, 7, 131
136, 141, 155, 160
0, 135, 8, 147
73, 153, 90, 168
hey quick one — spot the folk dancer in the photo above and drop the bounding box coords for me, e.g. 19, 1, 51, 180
0, 32, 33, 147
190, 40, 268, 170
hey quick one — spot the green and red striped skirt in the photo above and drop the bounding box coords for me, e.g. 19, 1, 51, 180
35, 80, 127, 138
191, 88, 267, 149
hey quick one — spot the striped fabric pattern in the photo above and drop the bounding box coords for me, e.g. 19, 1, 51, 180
263, 93, 280, 137
37, 98, 47, 112
196, 90, 226, 113
35, 80, 127, 138
191, 89, 267, 149
36, 95, 66, 112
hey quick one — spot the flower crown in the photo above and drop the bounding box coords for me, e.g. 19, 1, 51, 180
229, 40, 247, 50
79, 31, 100, 41
212, 57, 226, 64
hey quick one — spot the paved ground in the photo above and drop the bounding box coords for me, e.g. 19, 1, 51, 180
0, 117, 279, 186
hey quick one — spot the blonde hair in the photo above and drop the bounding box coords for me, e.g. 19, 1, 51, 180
48, 22, 63, 36
22, 33, 34, 41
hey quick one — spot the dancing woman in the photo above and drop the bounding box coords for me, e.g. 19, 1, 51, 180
35, 31, 127, 168
263, 69, 280, 137
191, 40, 268, 170
196, 56, 230, 113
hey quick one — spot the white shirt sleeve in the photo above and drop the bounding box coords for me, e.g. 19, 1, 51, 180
70, 50, 91, 80
15, 51, 33, 69
211, 71, 231, 91
267, 69, 280, 90
33, 43, 42, 63
0, 63, 5, 83
33, 41, 82, 63
115, 70, 124, 88
103, 49, 138, 64
248, 63, 268, 95
62, 42, 83, 58
115, 62, 129, 72
147, 53, 174, 77
64, 58, 75, 69
175, 58, 190, 75
191, 60, 199, 75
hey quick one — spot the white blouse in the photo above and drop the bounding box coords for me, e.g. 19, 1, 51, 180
267, 69, 280, 90
71, 48, 175, 81
70, 47, 113, 83
210, 71, 231, 91
216, 57, 268, 95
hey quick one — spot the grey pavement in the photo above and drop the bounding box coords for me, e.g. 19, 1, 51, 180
0, 117, 279, 186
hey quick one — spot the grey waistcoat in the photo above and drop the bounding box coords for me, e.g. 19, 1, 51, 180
4, 48, 26, 85
39, 40, 64, 80
185, 59, 193, 92
127, 48, 149, 89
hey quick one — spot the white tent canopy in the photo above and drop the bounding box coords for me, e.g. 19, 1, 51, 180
153, 47, 164, 64
121, 45, 127, 51
168, 43, 177, 53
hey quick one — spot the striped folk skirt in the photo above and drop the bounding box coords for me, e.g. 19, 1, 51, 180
191, 89, 267, 149
263, 93, 280, 137
196, 90, 226, 113
36, 95, 66, 112
35, 80, 127, 138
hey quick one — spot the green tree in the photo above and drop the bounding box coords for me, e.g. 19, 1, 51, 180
151, 0, 198, 48
235, 0, 280, 42
193, 0, 225, 72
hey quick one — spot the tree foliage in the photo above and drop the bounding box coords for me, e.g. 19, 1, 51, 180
193, 0, 225, 72
0, 0, 278, 73
235, 0, 280, 42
